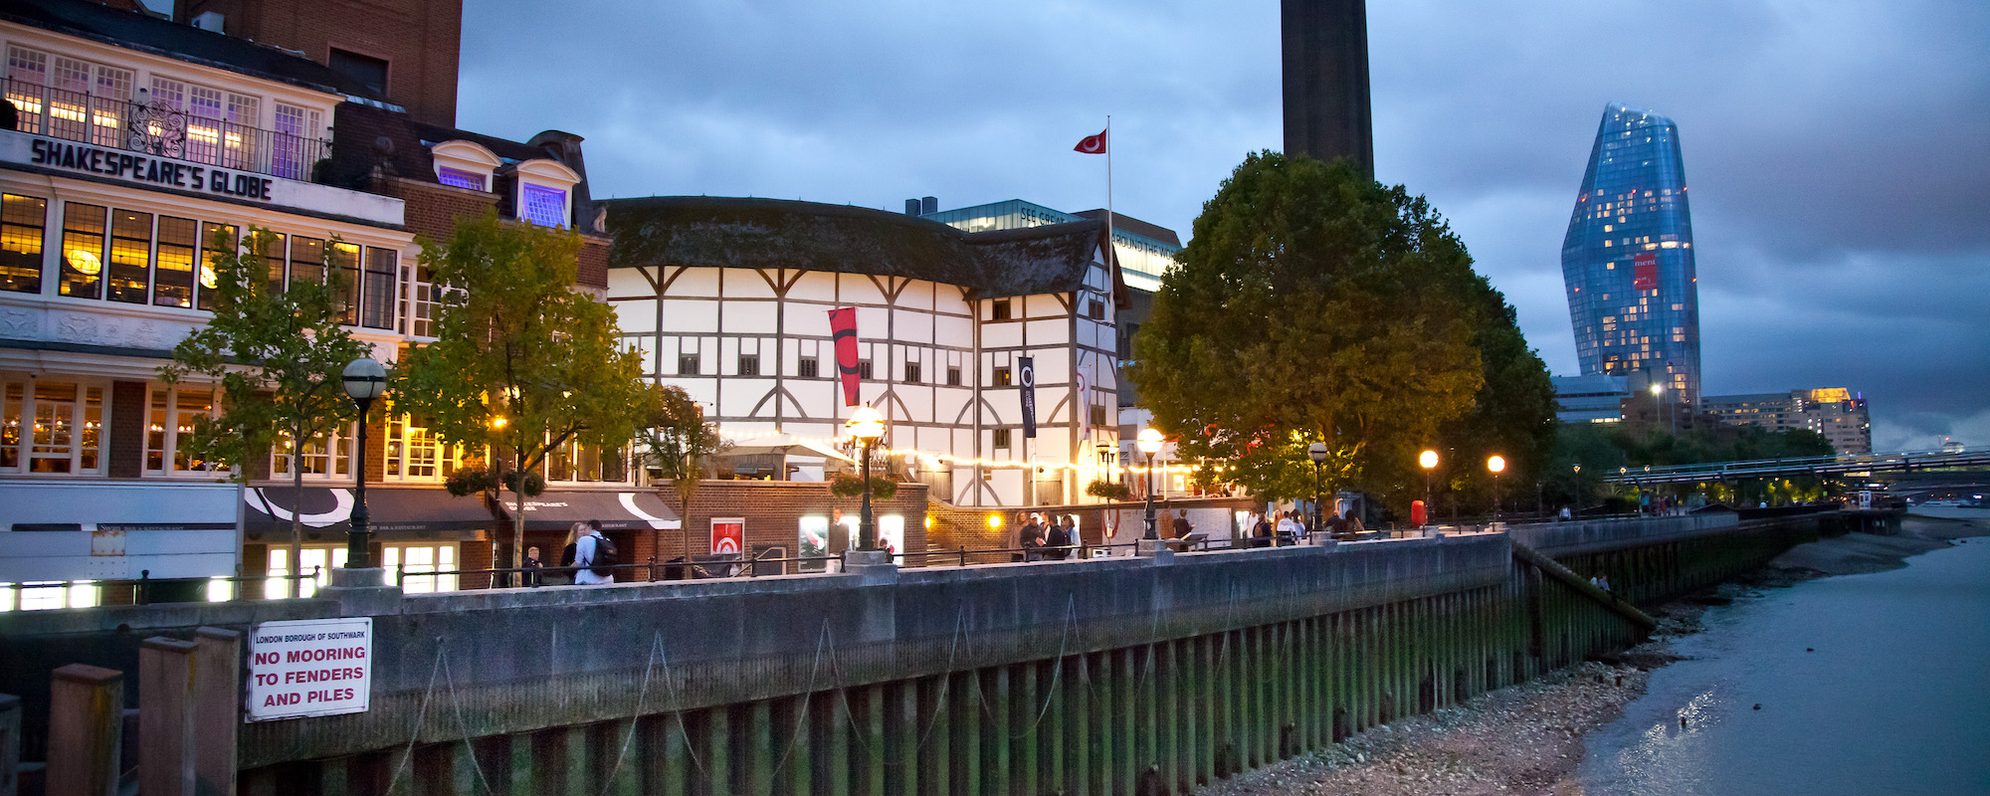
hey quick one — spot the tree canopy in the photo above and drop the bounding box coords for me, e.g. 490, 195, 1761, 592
162, 227, 372, 592
641, 383, 724, 569
394, 212, 649, 567
1131, 152, 1549, 506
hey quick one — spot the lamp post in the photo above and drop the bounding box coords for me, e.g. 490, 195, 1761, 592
1308, 442, 1328, 532
1650, 382, 1674, 436
1572, 464, 1583, 514
1419, 449, 1439, 528
846, 406, 886, 551
1486, 454, 1507, 526
340, 357, 386, 569
1137, 427, 1164, 540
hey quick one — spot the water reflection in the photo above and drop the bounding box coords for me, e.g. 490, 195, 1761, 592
1581, 541, 1990, 796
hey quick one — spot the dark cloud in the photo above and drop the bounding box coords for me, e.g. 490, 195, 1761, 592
459, 0, 1990, 451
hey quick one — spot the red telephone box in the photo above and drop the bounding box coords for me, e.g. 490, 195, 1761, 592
1410, 499, 1428, 527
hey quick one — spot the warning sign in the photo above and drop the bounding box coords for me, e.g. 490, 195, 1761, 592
245, 617, 372, 722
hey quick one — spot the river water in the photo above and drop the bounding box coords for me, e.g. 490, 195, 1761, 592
1579, 538, 1990, 795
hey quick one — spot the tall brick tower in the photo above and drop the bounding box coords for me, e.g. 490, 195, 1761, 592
1280, 0, 1374, 179
177, 0, 463, 127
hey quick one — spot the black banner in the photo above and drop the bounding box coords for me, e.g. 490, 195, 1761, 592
1018, 356, 1037, 439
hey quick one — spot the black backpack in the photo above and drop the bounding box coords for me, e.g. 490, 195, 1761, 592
587, 533, 619, 577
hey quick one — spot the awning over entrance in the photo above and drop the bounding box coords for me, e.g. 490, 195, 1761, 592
493, 488, 681, 532
243, 486, 492, 540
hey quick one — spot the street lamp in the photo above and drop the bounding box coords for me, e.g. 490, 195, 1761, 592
1572, 464, 1583, 514
1486, 454, 1507, 526
1419, 449, 1439, 527
1650, 381, 1675, 436
340, 357, 386, 569
846, 406, 886, 551
1308, 442, 1328, 534
1137, 427, 1164, 540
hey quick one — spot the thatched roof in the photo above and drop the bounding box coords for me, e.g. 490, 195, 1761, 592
603, 196, 1114, 299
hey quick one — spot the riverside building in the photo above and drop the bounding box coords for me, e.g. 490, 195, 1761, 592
1561, 102, 1703, 403
1702, 388, 1872, 455
604, 196, 1124, 511
0, 0, 646, 606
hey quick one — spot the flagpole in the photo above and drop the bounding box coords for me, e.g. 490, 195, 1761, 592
1105, 115, 1115, 290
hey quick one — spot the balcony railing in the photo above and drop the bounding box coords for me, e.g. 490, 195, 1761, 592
3, 77, 331, 182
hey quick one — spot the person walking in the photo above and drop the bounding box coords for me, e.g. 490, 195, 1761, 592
1171, 509, 1193, 540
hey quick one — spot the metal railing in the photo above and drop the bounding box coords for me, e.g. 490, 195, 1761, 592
3, 77, 332, 182
0, 567, 322, 610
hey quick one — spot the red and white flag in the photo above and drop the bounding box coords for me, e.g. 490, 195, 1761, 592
1073, 129, 1108, 155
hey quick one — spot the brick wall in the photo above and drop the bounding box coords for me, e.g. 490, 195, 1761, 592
637, 480, 931, 573
107, 380, 147, 478
382, 178, 497, 242
180, 0, 464, 127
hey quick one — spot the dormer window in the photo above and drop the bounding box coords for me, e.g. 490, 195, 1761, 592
520, 184, 567, 228
436, 167, 486, 191
513, 158, 581, 229
428, 140, 500, 193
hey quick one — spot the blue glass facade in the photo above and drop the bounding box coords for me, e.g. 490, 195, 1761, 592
1561, 103, 1702, 402
922, 199, 1182, 293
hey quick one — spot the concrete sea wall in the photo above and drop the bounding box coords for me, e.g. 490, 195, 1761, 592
0, 513, 1824, 794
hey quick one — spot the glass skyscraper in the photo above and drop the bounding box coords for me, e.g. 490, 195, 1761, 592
1561, 103, 1702, 402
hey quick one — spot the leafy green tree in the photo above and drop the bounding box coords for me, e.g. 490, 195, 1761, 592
1432, 286, 1558, 515
640, 384, 723, 574
1131, 152, 1493, 505
395, 212, 649, 571
162, 228, 370, 596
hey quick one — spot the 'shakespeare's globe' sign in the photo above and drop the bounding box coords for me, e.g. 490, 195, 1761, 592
245, 617, 372, 722
27, 137, 274, 200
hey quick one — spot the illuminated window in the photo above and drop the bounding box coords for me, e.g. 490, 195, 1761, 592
328, 241, 360, 324
154, 217, 197, 308
145, 384, 221, 475
272, 104, 323, 180
520, 184, 567, 228
0, 378, 103, 475
266, 546, 346, 599
269, 424, 354, 479
59, 202, 106, 299
0, 193, 46, 294
0, 581, 99, 612
437, 167, 486, 191
361, 248, 399, 329
385, 416, 460, 482
383, 544, 458, 593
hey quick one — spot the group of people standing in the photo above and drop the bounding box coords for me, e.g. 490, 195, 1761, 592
1248, 507, 1365, 546
1017, 512, 1079, 561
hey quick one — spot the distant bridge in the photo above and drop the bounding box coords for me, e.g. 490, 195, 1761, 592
1601, 448, 1990, 486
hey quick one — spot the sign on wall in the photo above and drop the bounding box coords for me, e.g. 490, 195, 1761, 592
245, 617, 372, 722
1633, 251, 1658, 292
711, 518, 745, 556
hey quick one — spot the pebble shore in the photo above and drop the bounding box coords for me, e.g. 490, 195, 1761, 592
1200, 515, 1986, 795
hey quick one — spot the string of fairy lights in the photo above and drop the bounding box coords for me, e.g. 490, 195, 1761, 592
765, 429, 1204, 476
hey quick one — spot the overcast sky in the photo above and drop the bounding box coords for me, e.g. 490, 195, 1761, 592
459, 1, 1989, 452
